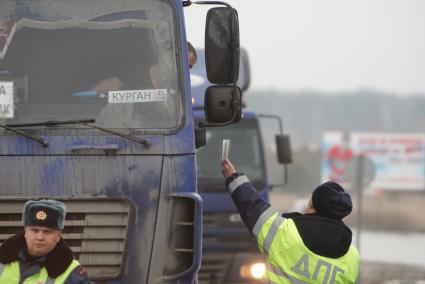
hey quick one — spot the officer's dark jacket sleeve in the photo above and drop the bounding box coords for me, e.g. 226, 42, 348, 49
225, 172, 271, 233
65, 266, 90, 284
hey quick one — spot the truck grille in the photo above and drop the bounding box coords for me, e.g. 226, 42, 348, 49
199, 213, 258, 283
0, 198, 134, 280
198, 252, 233, 284
202, 212, 256, 251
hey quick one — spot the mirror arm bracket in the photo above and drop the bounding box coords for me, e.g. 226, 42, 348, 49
270, 165, 290, 190
258, 114, 285, 135
190, 1, 233, 9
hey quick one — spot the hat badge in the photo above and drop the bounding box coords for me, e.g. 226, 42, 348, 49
36, 210, 47, 220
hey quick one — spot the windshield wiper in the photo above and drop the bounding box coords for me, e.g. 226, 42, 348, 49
6, 119, 150, 148
0, 125, 49, 147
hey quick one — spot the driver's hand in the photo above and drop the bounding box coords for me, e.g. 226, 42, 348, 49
92, 77, 123, 92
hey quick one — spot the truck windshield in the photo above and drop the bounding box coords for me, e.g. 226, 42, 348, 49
197, 118, 266, 192
0, 0, 183, 130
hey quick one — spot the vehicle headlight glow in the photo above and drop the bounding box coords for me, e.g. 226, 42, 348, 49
240, 262, 266, 280
250, 262, 266, 279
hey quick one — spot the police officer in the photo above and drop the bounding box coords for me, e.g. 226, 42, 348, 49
0, 199, 90, 284
221, 158, 359, 284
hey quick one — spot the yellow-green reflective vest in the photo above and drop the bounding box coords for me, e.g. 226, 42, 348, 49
0, 259, 80, 284
254, 208, 359, 284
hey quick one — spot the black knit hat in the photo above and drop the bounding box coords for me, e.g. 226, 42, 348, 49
312, 181, 352, 220
22, 199, 66, 230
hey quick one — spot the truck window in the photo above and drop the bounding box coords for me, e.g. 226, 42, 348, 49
196, 117, 266, 191
0, 0, 183, 131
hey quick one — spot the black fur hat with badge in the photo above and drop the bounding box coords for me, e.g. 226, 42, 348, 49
22, 199, 67, 230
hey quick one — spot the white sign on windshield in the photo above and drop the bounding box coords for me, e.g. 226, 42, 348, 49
108, 89, 167, 104
0, 81, 14, 118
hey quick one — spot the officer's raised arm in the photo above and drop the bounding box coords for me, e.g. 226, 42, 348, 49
221, 158, 272, 233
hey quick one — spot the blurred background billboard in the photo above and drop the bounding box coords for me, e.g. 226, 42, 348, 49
321, 131, 425, 192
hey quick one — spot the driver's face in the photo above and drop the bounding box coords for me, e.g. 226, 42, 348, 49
0, 20, 14, 37
188, 51, 197, 69
1, 20, 15, 53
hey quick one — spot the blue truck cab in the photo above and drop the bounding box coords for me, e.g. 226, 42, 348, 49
0, 1, 242, 283
191, 50, 292, 283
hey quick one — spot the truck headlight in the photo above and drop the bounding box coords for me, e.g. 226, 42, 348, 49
240, 262, 266, 280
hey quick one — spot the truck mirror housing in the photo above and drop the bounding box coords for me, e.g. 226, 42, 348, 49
276, 134, 292, 164
237, 48, 251, 92
204, 86, 242, 124
195, 126, 206, 149
205, 7, 240, 84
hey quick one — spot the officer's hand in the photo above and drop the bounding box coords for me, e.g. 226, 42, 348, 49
221, 158, 235, 178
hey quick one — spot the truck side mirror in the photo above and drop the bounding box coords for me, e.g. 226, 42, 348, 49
276, 134, 292, 164
237, 48, 251, 92
205, 7, 240, 84
204, 85, 242, 125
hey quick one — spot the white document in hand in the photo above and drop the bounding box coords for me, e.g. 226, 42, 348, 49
222, 139, 231, 160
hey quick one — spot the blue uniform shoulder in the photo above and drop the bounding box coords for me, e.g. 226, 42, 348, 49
64, 265, 90, 284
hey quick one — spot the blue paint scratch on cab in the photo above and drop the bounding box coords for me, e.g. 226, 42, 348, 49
41, 157, 68, 195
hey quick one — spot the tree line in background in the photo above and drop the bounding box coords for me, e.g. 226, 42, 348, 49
246, 89, 425, 148
245, 89, 425, 193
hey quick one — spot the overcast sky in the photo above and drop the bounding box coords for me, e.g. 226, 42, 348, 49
184, 0, 425, 95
